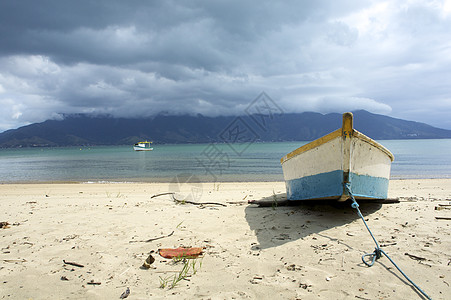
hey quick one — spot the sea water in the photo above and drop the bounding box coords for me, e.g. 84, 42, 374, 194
0, 140, 450, 183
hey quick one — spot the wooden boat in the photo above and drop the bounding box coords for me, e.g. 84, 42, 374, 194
133, 141, 153, 151
280, 112, 394, 201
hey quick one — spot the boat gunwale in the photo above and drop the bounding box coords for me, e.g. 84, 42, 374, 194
280, 129, 341, 164
280, 129, 394, 165
352, 130, 394, 162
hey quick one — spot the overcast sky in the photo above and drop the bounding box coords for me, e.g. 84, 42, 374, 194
1, 0, 451, 132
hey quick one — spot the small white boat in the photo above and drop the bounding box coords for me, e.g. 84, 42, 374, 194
280, 112, 394, 201
133, 141, 153, 151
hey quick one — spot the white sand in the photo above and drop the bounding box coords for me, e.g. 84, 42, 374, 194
1, 179, 450, 299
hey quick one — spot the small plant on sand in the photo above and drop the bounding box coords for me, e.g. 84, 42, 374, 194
176, 221, 184, 229
106, 191, 123, 198
159, 256, 203, 289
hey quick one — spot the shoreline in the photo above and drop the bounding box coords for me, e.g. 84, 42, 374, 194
1, 175, 450, 185
1, 179, 450, 299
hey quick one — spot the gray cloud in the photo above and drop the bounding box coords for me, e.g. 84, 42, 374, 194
1, 0, 451, 132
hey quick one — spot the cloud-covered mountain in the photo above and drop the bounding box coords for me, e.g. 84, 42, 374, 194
0, 110, 450, 148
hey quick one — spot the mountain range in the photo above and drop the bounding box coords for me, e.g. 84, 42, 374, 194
1, 110, 451, 147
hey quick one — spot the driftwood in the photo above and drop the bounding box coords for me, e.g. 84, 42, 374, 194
3, 259, 26, 263
0, 221, 10, 229
171, 194, 226, 207
435, 216, 451, 220
151, 192, 226, 206
248, 199, 289, 207
404, 252, 426, 261
380, 242, 397, 247
435, 206, 451, 211
151, 192, 175, 199
63, 260, 84, 268
129, 231, 174, 243
226, 201, 249, 205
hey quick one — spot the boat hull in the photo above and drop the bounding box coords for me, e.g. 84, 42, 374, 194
133, 146, 153, 151
281, 113, 393, 201
284, 170, 390, 201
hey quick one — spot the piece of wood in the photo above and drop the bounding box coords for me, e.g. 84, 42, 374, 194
151, 192, 175, 199
435, 216, 451, 220
435, 206, 451, 211
3, 259, 26, 263
129, 231, 174, 243
248, 199, 289, 207
404, 252, 426, 261
0, 221, 10, 229
375, 198, 400, 204
226, 201, 248, 205
63, 260, 84, 268
380, 242, 397, 247
172, 195, 226, 207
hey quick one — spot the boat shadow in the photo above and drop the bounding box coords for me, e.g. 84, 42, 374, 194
245, 193, 382, 250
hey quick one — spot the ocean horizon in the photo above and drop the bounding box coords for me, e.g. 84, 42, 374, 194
0, 139, 450, 184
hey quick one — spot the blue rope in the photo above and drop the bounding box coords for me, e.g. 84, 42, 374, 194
344, 183, 432, 300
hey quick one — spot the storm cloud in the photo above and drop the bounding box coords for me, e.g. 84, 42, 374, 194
1, 0, 451, 132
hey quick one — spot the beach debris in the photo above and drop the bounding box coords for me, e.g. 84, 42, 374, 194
299, 282, 311, 289
171, 194, 226, 207
373, 198, 400, 204
129, 231, 174, 243
2, 259, 26, 263
404, 253, 426, 262
435, 216, 451, 220
248, 199, 289, 207
151, 192, 175, 199
286, 264, 302, 271
120, 287, 130, 299
250, 276, 263, 284
61, 234, 79, 242
159, 247, 203, 259
0, 221, 10, 229
435, 205, 451, 211
60, 276, 69, 281
63, 260, 84, 268
87, 280, 101, 285
355, 296, 371, 300
142, 254, 155, 269
226, 201, 248, 205
380, 242, 397, 247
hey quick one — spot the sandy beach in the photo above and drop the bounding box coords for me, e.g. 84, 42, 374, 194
1, 179, 450, 299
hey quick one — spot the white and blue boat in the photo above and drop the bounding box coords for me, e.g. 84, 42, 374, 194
281, 112, 394, 201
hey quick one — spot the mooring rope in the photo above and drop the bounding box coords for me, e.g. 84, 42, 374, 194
344, 183, 432, 300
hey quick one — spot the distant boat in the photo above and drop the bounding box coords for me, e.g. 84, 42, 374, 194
133, 141, 153, 151
280, 112, 394, 201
